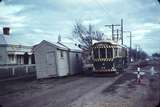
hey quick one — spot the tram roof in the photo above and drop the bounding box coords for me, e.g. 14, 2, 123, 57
92, 39, 128, 48
92, 40, 118, 45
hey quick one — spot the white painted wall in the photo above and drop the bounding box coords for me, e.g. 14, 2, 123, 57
34, 41, 82, 79
0, 46, 8, 64
34, 43, 57, 79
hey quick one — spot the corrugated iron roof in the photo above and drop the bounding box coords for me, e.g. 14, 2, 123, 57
59, 42, 82, 52
0, 34, 32, 46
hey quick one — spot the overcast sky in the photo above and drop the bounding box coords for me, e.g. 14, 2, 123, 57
0, 0, 160, 55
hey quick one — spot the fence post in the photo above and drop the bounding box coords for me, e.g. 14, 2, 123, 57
26, 65, 28, 73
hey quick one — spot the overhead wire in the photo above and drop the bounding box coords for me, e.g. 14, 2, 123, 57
93, 0, 110, 17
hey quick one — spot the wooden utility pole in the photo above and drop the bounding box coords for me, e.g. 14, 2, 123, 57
129, 32, 132, 62
116, 29, 119, 42
105, 19, 123, 43
121, 19, 124, 45
112, 24, 114, 40
105, 24, 120, 41
123, 31, 134, 62
135, 44, 140, 61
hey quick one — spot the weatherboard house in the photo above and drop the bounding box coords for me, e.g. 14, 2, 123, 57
33, 40, 82, 79
0, 27, 35, 65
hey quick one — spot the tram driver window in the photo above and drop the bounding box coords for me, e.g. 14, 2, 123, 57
115, 48, 118, 57
100, 48, 106, 58
93, 48, 99, 58
107, 48, 113, 58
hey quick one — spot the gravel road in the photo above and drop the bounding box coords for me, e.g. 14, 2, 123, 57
0, 75, 119, 107
0, 60, 159, 107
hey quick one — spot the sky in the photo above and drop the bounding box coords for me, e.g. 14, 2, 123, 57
0, 0, 160, 55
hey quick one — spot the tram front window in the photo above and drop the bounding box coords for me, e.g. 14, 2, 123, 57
93, 48, 99, 58
100, 48, 106, 58
115, 48, 118, 57
107, 48, 113, 58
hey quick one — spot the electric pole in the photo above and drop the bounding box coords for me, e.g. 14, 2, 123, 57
129, 32, 132, 62
105, 19, 123, 43
121, 19, 124, 45
123, 31, 134, 63
112, 24, 114, 40
105, 24, 120, 41
116, 29, 119, 42
135, 44, 140, 61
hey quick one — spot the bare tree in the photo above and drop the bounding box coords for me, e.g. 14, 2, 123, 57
73, 22, 104, 50
131, 49, 148, 61
152, 53, 160, 57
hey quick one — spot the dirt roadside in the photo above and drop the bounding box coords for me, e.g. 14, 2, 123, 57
68, 60, 160, 107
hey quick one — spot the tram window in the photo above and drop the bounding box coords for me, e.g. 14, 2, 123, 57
107, 48, 113, 58
93, 48, 99, 58
115, 48, 118, 57
100, 48, 106, 58
119, 49, 122, 56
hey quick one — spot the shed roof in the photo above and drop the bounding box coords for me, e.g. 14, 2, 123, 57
58, 42, 82, 52
33, 40, 82, 52
33, 40, 68, 52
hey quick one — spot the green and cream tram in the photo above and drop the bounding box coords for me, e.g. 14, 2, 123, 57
92, 41, 128, 73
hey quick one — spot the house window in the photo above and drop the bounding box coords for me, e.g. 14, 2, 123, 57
60, 50, 64, 58
8, 55, 14, 62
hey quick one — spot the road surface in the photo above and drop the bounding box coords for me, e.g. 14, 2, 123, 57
0, 59, 159, 107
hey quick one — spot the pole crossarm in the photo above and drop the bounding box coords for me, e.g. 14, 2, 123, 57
105, 24, 121, 27
104, 19, 123, 44
105, 24, 121, 41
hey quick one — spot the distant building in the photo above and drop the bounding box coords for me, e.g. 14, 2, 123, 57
0, 27, 35, 65
33, 40, 82, 79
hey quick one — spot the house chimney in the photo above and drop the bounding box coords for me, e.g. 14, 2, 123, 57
3, 27, 10, 35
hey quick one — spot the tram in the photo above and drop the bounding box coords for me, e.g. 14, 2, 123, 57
92, 40, 128, 73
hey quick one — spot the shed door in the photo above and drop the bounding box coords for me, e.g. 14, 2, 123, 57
46, 52, 57, 76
